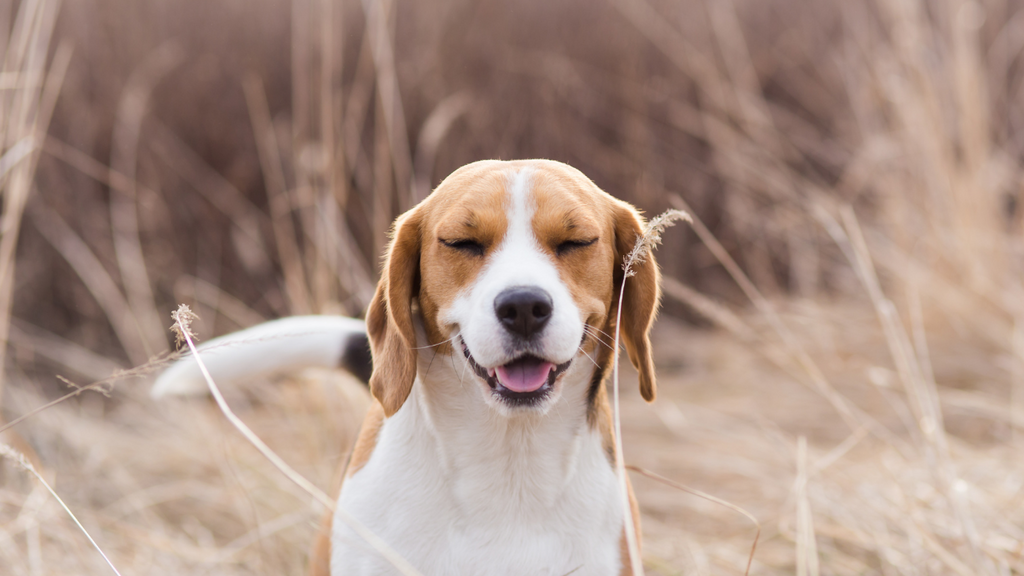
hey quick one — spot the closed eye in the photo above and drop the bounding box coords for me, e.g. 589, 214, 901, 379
556, 238, 598, 256
440, 238, 485, 257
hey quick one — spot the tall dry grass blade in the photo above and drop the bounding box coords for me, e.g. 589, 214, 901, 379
0, 350, 183, 436
29, 202, 148, 365
309, 0, 378, 311
413, 92, 471, 200
5, 0, 57, 149
9, 319, 125, 381
342, 31, 375, 175
109, 41, 183, 359
169, 304, 422, 576
44, 136, 158, 202
660, 276, 755, 341
360, 0, 413, 207
292, 0, 311, 151
372, 95, 393, 261
0, 0, 66, 407
0, 444, 123, 576
342, 29, 374, 166
609, 0, 723, 106
794, 437, 819, 576
704, 0, 772, 135
836, 205, 990, 573
147, 123, 274, 279
290, 0, 332, 313
305, 201, 376, 311
835, 207, 935, 440
670, 194, 876, 436
613, 208, 689, 576
173, 275, 267, 330
0, 2, 11, 67
290, 0, 372, 314
626, 465, 760, 576
319, 0, 342, 206
311, 0, 341, 310
243, 74, 311, 315
1014, 320, 1024, 446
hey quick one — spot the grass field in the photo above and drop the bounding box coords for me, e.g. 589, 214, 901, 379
1, 0, 1023, 574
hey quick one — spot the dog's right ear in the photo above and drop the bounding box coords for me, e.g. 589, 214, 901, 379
366, 208, 422, 417
611, 200, 661, 403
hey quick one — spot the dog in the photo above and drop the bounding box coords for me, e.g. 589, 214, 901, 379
154, 159, 660, 576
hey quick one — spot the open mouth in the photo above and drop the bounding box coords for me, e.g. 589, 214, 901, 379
460, 341, 572, 406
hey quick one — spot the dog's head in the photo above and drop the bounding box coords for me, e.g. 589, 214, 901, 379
366, 160, 660, 417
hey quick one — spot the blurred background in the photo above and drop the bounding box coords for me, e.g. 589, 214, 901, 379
1, 0, 1023, 574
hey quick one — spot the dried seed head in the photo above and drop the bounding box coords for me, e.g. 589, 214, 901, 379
170, 304, 200, 349
0, 443, 34, 474
623, 209, 691, 277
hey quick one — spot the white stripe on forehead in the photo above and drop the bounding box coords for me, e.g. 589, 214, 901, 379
504, 168, 536, 246
440, 164, 584, 369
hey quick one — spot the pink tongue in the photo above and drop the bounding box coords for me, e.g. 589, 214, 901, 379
495, 358, 554, 393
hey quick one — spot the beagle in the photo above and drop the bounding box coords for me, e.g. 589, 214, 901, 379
153, 159, 660, 576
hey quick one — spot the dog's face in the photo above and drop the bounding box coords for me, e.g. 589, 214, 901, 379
366, 160, 660, 416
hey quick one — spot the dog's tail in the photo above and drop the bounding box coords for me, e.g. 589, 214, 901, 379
151, 315, 371, 399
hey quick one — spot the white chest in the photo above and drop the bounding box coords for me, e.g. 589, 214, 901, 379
330, 389, 623, 576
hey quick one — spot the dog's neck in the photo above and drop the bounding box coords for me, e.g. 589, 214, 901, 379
398, 345, 602, 514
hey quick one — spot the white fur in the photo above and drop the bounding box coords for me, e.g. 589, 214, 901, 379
151, 315, 365, 398
332, 342, 622, 575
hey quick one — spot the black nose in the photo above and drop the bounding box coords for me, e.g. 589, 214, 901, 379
494, 287, 553, 339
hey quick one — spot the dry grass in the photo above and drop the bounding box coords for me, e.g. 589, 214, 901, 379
1, 0, 1023, 574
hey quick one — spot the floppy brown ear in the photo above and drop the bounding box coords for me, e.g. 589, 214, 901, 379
365, 209, 422, 417
612, 201, 661, 402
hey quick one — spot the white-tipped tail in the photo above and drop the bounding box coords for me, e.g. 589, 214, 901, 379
152, 315, 368, 398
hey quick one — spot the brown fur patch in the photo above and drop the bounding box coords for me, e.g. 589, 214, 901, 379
345, 401, 386, 478
309, 507, 334, 576
366, 210, 423, 417
610, 201, 660, 402
530, 168, 616, 342
417, 163, 510, 348
308, 401, 385, 576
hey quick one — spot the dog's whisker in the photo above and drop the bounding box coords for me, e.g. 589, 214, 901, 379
433, 331, 461, 375
585, 331, 616, 350
585, 329, 620, 353
427, 346, 439, 375
449, 332, 470, 385
411, 334, 459, 350
583, 324, 614, 341
553, 395, 566, 426
579, 348, 601, 370
583, 327, 616, 352
458, 358, 469, 388
457, 350, 471, 386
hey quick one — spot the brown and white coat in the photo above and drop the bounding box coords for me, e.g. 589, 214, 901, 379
155, 159, 660, 576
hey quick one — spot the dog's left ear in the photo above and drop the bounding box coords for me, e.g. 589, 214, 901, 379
366, 208, 422, 417
612, 201, 661, 402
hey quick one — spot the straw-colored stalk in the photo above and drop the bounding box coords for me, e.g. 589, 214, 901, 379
612, 208, 689, 575
0, 443, 123, 576
169, 304, 422, 576
0, 0, 68, 407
